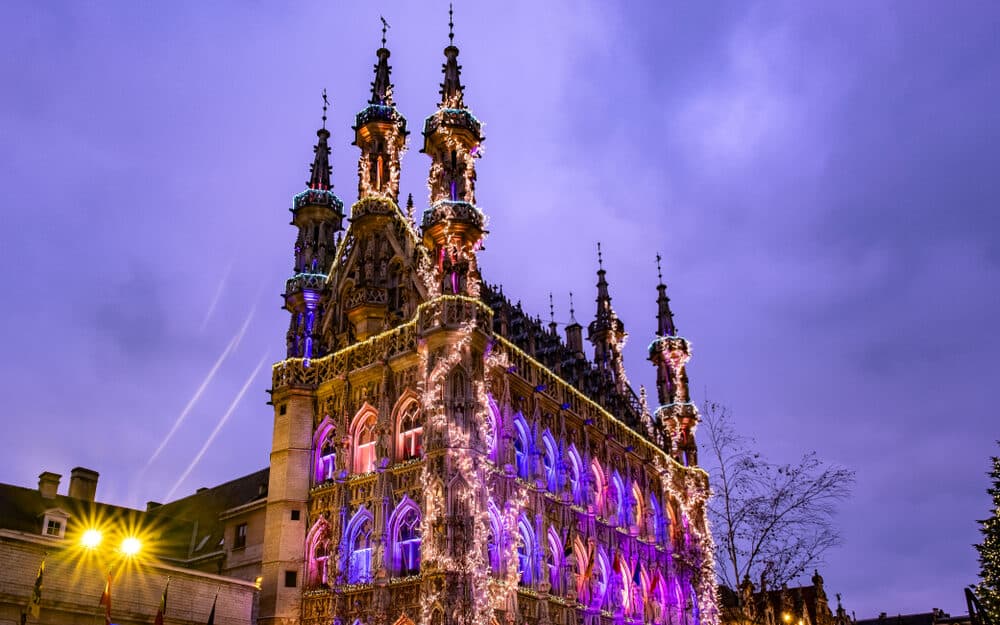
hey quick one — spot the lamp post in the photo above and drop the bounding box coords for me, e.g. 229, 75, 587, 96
79, 527, 145, 625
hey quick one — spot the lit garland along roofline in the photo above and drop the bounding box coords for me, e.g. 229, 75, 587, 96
272, 295, 493, 372
491, 335, 707, 477
322, 196, 427, 289
270, 295, 706, 478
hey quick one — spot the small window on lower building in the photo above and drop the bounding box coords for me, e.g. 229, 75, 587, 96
291, 509, 300, 521
45, 519, 62, 536
279, 404, 287, 415
284, 570, 297, 587
234, 522, 248, 549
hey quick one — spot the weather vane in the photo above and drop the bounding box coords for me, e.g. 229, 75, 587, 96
569, 291, 575, 318
380, 15, 390, 48
321, 88, 329, 129
448, 3, 454, 45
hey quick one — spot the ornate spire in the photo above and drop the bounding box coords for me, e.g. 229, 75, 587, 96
370, 17, 394, 106
308, 90, 332, 190
568, 291, 578, 326
439, 3, 465, 108
549, 293, 558, 335
655, 253, 677, 337
588, 242, 627, 376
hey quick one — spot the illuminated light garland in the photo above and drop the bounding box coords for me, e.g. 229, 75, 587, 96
357, 108, 409, 202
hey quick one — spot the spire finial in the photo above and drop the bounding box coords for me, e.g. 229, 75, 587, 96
321, 88, 329, 130
448, 3, 455, 46
597, 242, 604, 269
549, 293, 555, 323
656, 252, 663, 283
380, 15, 389, 48
569, 291, 576, 321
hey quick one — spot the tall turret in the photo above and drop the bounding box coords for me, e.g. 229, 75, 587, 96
352, 21, 408, 203
421, 5, 486, 298
647, 254, 698, 465
283, 94, 344, 362
587, 243, 628, 393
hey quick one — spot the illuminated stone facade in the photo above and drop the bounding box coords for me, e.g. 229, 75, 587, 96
258, 23, 718, 625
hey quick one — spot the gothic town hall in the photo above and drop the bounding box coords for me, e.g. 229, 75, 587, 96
258, 19, 718, 625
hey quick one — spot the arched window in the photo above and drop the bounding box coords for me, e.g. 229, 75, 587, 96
517, 516, 535, 585
546, 529, 563, 593
487, 501, 502, 573
591, 549, 609, 609
347, 513, 373, 583
651, 494, 666, 544
566, 446, 582, 504
590, 460, 605, 512
514, 416, 531, 480
306, 518, 331, 587
631, 483, 644, 533
396, 508, 421, 575
542, 431, 558, 492
485, 395, 500, 458
351, 408, 377, 474
313, 419, 336, 483
397, 401, 422, 461
606, 474, 622, 525
689, 582, 701, 625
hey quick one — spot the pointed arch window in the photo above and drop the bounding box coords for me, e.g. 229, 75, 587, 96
590, 460, 605, 512
313, 421, 336, 483
517, 516, 535, 585
395, 508, 421, 575
631, 482, 644, 533
514, 416, 531, 480
398, 401, 422, 461
542, 431, 558, 492
591, 550, 609, 609
348, 517, 373, 583
306, 519, 331, 587
566, 446, 582, 504
546, 529, 563, 593
487, 503, 502, 573
352, 409, 378, 474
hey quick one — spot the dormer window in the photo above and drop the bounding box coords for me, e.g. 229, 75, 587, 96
45, 519, 63, 537
40, 509, 69, 539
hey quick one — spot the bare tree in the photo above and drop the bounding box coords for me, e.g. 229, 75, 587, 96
700, 400, 855, 589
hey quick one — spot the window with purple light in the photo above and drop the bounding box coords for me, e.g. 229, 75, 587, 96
566, 446, 582, 504
546, 529, 562, 593
513, 417, 531, 480
313, 420, 336, 483
542, 431, 558, 492
396, 509, 421, 575
517, 516, 535, 585
348, 517, 373, 583
487, 502, 502, 572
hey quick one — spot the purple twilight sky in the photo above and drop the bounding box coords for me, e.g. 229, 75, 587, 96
2, 1, 998, 617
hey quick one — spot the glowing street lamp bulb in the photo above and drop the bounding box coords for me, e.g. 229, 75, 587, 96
81, 529, 102, 549
121, 537, 142, 556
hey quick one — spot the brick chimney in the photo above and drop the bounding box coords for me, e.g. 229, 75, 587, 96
38, 472, 61, 499
68, 467, 99, 502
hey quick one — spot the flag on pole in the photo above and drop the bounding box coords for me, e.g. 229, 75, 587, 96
98, 572, 112, 625
154, 579, 169, 625
27, 559, 44, 618
206, 593, 217, 625
632, 560, 642, 586
613, 552, 625, 575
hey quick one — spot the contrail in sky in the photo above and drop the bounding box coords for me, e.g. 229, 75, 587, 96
200, 262, 232, 332
143, 303, 256, 471
164, 353, 269, 502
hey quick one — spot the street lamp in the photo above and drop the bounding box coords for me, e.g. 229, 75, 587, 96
120, 537, 142, 557
81, 529, 103, 549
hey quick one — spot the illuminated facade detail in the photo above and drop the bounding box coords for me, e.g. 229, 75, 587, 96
259, 14, 718, 625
